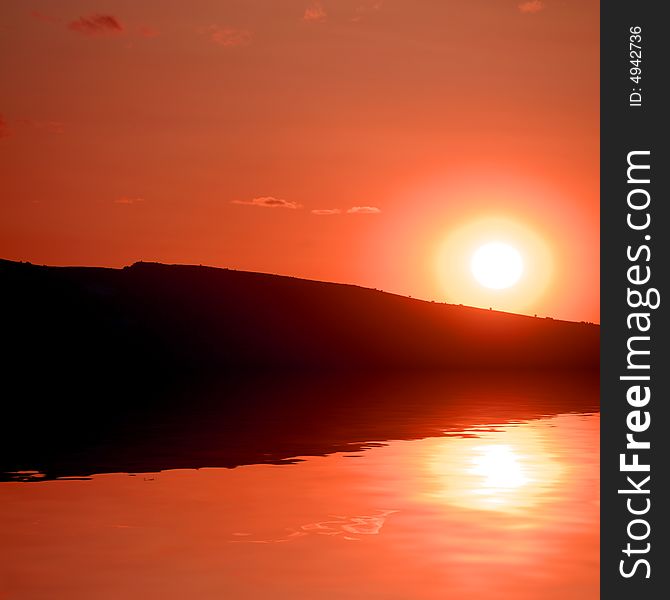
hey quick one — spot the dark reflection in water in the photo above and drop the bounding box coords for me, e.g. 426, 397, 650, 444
2, 371, 597, 481
0, 373, 599, 599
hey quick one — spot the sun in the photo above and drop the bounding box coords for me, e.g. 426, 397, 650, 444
470, 242, 523, 289
434, 215, 552, 313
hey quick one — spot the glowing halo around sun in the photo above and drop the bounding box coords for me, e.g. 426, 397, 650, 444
470, 242, 523, 289
434, 215, 554, 314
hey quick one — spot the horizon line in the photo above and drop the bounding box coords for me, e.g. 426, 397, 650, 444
1, 257, 600, 326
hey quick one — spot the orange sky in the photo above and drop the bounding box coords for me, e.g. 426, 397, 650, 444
0, 1, 599, 322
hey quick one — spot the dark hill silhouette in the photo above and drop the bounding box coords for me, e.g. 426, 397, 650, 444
1, 259, 598, 376
0, 259, 598, 481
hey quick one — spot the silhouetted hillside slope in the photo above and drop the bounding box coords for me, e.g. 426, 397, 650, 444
1, 259, 598, 375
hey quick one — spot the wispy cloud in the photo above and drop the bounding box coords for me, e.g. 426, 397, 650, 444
518, 1, 544, 14
347, 206, 381, 214
35, 11, 157, 40
233, 197, 301, 209
312, 206, 382, 215
303, 2, 327, 23
115, 196, 145, 205
311, 208, 342, 215
68, 14, 124, 35
204, 25, 251, 47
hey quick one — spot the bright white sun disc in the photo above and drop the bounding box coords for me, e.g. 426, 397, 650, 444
470, 242, 523, 289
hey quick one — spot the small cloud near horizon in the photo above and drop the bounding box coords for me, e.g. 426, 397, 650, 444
303, 2, 327, 23
205, 25, 251, 47
115, 196, 145, 205
347, 206, 381, 214
68, 14, 124, 35
518, 1, 544, 14
311, 208, 342, 215
233, 197, 301, 209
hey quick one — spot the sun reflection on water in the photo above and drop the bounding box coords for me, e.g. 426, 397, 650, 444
0, 412, 599, 600
426, 424, 565, 514
470, 444, 528, 504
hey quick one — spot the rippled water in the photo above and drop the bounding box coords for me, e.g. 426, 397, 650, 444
0, 376, 599, 599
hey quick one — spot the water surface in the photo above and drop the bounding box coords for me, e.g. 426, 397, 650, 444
0, 374, 599, 599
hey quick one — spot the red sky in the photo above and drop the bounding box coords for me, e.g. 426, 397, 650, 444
0, 1, 599, 322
